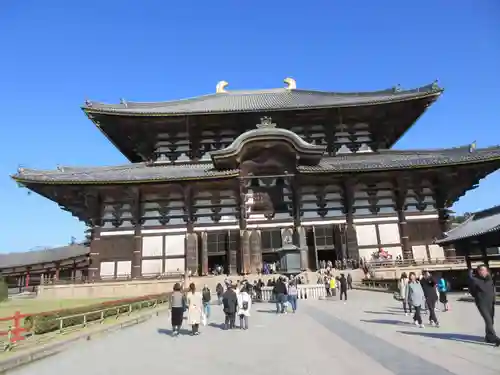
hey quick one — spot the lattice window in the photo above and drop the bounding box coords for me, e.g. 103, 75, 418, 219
261, 230, 282, 250
314, 226, 334, 247
207, 232, 227, 254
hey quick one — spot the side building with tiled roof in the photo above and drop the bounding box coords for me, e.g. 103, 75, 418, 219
11, 78, 500, 280
0, 244, 89, 288
436, 205, 500, 267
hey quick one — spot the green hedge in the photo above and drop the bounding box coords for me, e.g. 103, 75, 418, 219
24, 293, 171, 335
0, 277, 7, 302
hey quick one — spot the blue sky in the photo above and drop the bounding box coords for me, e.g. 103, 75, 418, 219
1, 1, 499, 252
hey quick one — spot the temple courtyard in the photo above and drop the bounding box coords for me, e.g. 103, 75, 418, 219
10, 291, 499, 375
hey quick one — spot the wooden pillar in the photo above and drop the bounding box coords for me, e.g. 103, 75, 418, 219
240, 230, 251, 275
184, 185, 198, 276
234, 178, 247, 275
54, 263, 60, 281
342, 180, 359, 260
291, 177, 308, 270
131, 188, 142, 279
25, 268, 31, 289
395, 179, 412, 260
438, 208, 456, 258
434, 180, 456, 259
250, 229, 262, 273
201, 232, 209, 276
88, 227, 100, 282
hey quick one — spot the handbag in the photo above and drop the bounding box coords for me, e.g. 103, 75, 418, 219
201, 312, 207, 326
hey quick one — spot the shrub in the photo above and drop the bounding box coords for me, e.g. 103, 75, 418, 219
24, 293, 171, 335
0, 277, 7, 302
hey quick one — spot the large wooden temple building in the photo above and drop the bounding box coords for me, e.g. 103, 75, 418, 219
12, 78, 500, 280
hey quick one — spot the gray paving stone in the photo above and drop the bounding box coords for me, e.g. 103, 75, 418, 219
9, 292, 499, 375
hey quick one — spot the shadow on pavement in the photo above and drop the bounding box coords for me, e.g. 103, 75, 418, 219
157, 328, 192, 336
256, 309, 278, 314
360, 319, 412, 326
208, 322, 226, 330
397, 331, 491, 345
364, 310, 400, 316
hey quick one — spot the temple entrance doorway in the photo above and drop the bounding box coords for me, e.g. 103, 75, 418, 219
262, 252, 280, 274
207, 254, 227, 275
312, 225, 344, 270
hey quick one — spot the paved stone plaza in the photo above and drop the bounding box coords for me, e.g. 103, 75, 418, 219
11, 291, 499, 375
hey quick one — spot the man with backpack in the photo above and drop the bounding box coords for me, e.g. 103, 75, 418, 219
202, 284, 212, 321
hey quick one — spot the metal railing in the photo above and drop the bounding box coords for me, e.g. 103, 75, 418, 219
41, 272, 183, 285
366, 256, 466, 269
1, 295, 169, 352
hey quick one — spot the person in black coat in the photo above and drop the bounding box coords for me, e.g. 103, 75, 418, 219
420, 271, 439, 326
469, 265, 500, 346
222, 285, 238, 329
339, 274, 348, 301
273, 277, 288, 314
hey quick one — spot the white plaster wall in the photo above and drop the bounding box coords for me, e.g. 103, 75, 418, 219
356, 224, 378, 246
165, 234, 186, 256
100, 262, 115, 277
412, 245, 428, 261
141, 259, 162, 276
378, 223, 400, 244
429, 245, 445, 259
116, 261, 132, 276
142, 236, 163, 257
165, 258, 185, 273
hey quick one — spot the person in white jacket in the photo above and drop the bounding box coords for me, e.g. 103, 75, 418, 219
237, 285, 252, 330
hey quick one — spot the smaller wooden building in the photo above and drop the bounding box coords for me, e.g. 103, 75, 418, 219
0, 245, 89, 289
436, 205, 500, 268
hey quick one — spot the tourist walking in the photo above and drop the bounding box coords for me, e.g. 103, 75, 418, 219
202, 284, 211, 321
421, 271, 440, 327
216, 282, 224, 305
329, 277, 337, 297
288, 281, 298, 313
273, 277, 288, 314
170, 282, 186, 336
437, 275, 450, 311
222, 284, 238, 329
399, 272, 412, 315
468, 265, 500, 346
347, 273, 353, 290
186, 283, 203, 335
339, 274, 348, 302
406, 272, 425, 328
237, 285, 252, 330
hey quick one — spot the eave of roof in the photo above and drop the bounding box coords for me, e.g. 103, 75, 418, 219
0, 244, 89, 269
82, 82, 442, 116
11, 146, 500, 185
436, 205, 500, 245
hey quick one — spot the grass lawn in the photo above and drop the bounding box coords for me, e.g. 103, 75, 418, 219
0, 298, 115, 331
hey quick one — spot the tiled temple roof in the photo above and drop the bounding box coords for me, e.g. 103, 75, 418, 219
83, 82, 442, 116
0, 244, 89, 269
11, 146, 500, 184
436, 206, 500, 245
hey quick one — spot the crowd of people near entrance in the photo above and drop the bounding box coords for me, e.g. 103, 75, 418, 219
169, 275, 306, 336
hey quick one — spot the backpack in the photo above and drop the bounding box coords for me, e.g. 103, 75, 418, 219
241, 295, 249, 310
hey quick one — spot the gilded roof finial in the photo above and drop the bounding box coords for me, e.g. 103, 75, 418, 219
120, 98, 128, 108
284, 77, 296, 90
469, 140, 477, 153
216, 81, 229, 93
256, 116, 276, 129
432, 80, 440, 90
84, 99, 92, 107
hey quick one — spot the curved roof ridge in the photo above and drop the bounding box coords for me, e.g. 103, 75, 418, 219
83, 81, 442, 110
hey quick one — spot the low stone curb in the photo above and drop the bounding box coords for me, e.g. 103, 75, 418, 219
0, 306, 169, 374
353, 287, 392, 293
